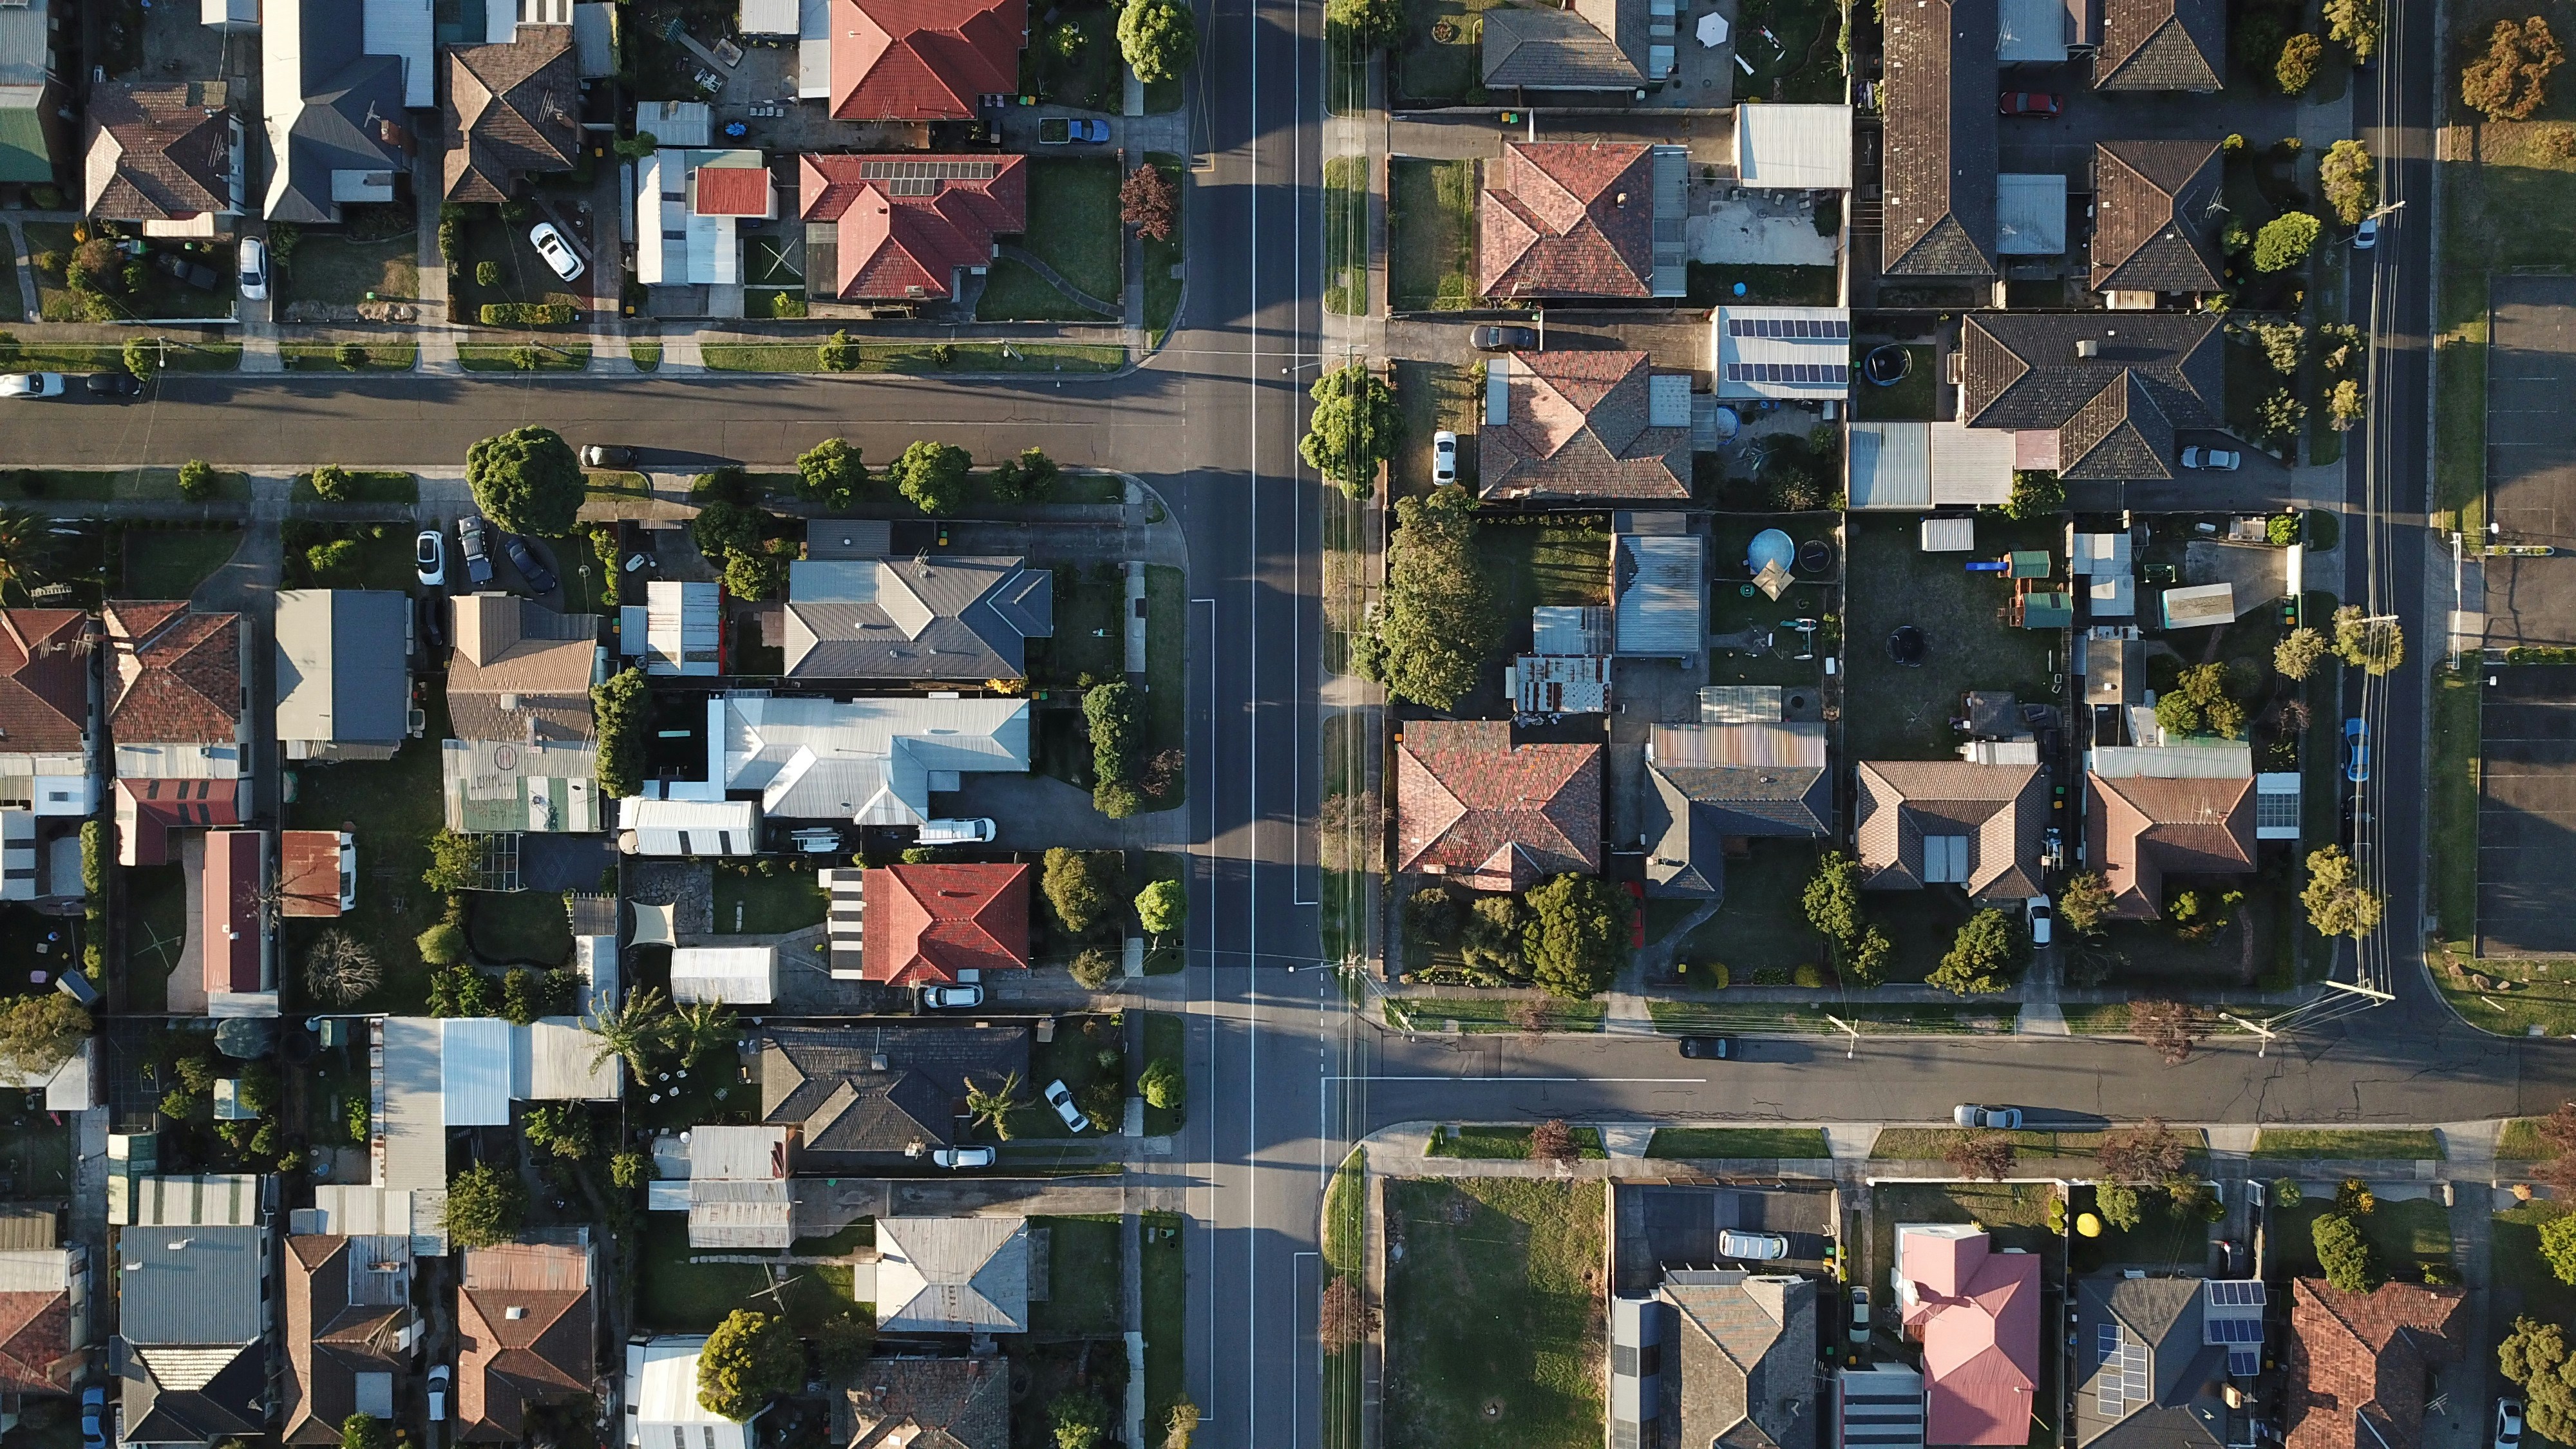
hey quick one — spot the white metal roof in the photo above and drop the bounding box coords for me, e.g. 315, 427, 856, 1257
442, 1018, 514, 1126
114, 1174, 262, 1227
1852, 422, 2015, 507
646, 581, 723, 676
381, 1017, 447, 1192
739, 0, 797, 32
618, 796, 760, 856
636, 100, 712, 147
2069, 531, 2133, 574
361, 0, 436, 107
1733, 104, 1855, 189
627, 1338, 755, 1449
1613, 534, 1705, 658
1532, 605, 1613, 656
1714, 307, 1852, 399
713, 694, 1030, 825
2088, 743, 2253, 779
1920, 516, 1977, 553
573, 934, 620, 1018
1996, 173, 2068, 256
2088, 572, 2136, 618
573, 3, 616, 74
670, 947, 777, 1005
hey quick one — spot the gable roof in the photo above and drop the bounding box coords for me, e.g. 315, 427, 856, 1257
784, 556, 1054, 680
860, 864, 1032, 985
2094, 0, 2224, 89
874, 1218, 1028, 1334
829, 0, 1028, 121
800, 153, 1028, 299
1882, 0, 1998, 277
2072, 1277, 2235, 1449
446, 594, 600, 744
0, 610, 92, 752
757, 1025, 1028, 1160
84, 82, 238, 222
1659, 1271, 1819, 1449
2091, 140, 2224, 294
1958, 313, 2224, 481
281, 1235, 414, 1444
1481, 0, 1644, 90
455, 1241, 595, 1444
115, 777, 242, 868
1479, 350, 1692, 500
1480, 142, 1658, 298
1855, 759, 2047, 901
201, 829, 264, 996
261, 0, 409, 227
2086, 772, 2256, 918
442, 25, 580, 202
841, 1358, 1010, 1449
1898, 1229, 2041, 1446
2282, 1279, 2466, 1449
276, 590, 412, 746
1643, 724, 1832, 896
105, 602, 242, 746
1394, 719, 1602, 889
0, 1247, 75, 1397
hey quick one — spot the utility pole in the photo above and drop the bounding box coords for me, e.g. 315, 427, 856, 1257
1821, 1015, 1862, 1059
2221, 1012, 2277, 1057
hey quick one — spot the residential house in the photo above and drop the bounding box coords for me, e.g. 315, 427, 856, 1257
1479, 142, 1687, 299
446, 594, 603, 746
684, 694, 1029, 826
259, 0, 417, 223
83, 83, 246, 236
278, 829, 355, 918
2281, 1278, 2466, 1449
1893, 1225, 2041, 1446
1713, 306, 1855, 404
1613, 1270, 1819, 1449
645, 1126, 792, 1249
2073, 1278, 2266, 1449
1611, 518, 1703, 659
280, 1234, 419, 1444
2093, 0, 2224, 89
837, 1358, 1009, 1449
1480, 0, 1659, 93
872, 1218, 1028, 1335
783, 554, 1054, 681
112, 1226, 270, 1448
637, 149, 774, 287
276, 590, 415, 762
824, 0, 1027, 120
0, 610, 99, 900
615, 797, 759, 856
626, 1337, 753, 1449
799, 153, 1028, 303
1855, 760, 2047, 904
457, 1238, 597, 1444
2090, 141, 2224, 303
1956, 313, 2224, 482
1477, 350, 1692, 502
201, 829, 276, 1017
442, 23, 578, 202
1880, 0, 1998, 278
442, 739, 603, 834
1642, 710, 1830, 898
755, 1024, 1030, 1171
0, 1213, 90, 1396
106, 601, 247, 867
0, 0, 68, 190
857, 862, 1031, 985
1393, 720, 1601, 891
2084, 743, 2270, 919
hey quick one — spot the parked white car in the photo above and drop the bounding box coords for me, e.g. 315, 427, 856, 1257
237, 235, 270, 301
920, 984, 987, 1010
933, 1146, 998, 1170
529, 222, 585, 282
1719, 1229, 1789, 1262
0, 374, 66, 400
1044, 1078, 1088, 1132
1953, 1104, 2023, 1129
415, 530, 447, 588
1433, 430, 1458, 486
918, 817, 997, 845
427, 1364, 451, 1422
2026, 896, 2052, 947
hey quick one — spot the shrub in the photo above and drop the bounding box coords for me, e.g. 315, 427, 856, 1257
311, 464, 352, 502
2002, 469, 2063, 520
1140, 1057, 1184, 1109
1927, 909, 2020, 994
2311, 1211, 2383, 1293
795, 438, 867, 507
769, 291, 807, 318
2253, 212, 2322, 271
820, 330, 860, 371
1043, 848, 1121, 936
888, 439, 972, 515
475, 260, 502, 288
478, 303, 577, 326
2539, 1213, 2576, 1284
993, 446, 1061, 501
441, 1162, 526, 1248
1122, 162, 1180, 242
1069, 947, 1120, 990
1522, 873, 1625, 999
2328, 378, 2365, 430
2260, 390, 2309, 445
2277, 32, 2323, 92
177, 460, 216, 502
415, 921, 467, 965
1792, 964, 1824, 988
123, 337, 159, 382
2463, 17, 2564, 121
437, 219, 462, 264
591, 667, 650, 800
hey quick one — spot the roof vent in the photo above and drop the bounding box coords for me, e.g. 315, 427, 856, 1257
505, 1305, 527, 1320
1615, 191, 1629, 207
2076, 339, 2101, 359
870, 1051, 889, 1071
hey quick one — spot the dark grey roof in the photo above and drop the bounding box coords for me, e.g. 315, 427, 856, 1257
118, 1226, 267, 1345
2074, 1278, 2235, 1449
1658, 1271, 1818, 1449
117, 1339, 267, 1447
1882, 0, 1998, 278
2094, 0, 2224, 90
1655, 762, 1834, 836
1959, 312, 2224, 481
783, 557, 1055, 681
271, 42, 407, 225
1643, 769, 1727, 897
758, 1025, 1029, 1160
1482, 1, 1645, 90
2091, 140, 2224, 294
276, 589, 411, 745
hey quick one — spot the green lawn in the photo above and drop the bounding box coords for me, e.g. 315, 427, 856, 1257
1425, 1124, 1606, 1159
1736, 0, 1846, 99
450, 216, 585, 317
2429, 661, 2481, 956
1014, 1014, 1126, 1140
279, 232, 421, 308
1143, 154, 1188, 345
1388, 158, 1477, 312
2249, 1129, 2445, 1160
1670, 839, 1823, 980
1385, 1179, 1604, 1449
291, 469, 417, 504
2273, 1197, 2456, 1279
0, 468, 250, 504
0, 338, 238, 374
2493, 1200, 2576, 1332
700, 341, 1124, 374
1025, 158, 1124, 307
1392, 360, 1481, 497
1646, 1128, 1830, 1159
2499, 1118, 2555, 1161
1139, 1010, 1185, 1136
1325, 155, 1368, 317
119, 528, 241, 598
637, 1216, 776, 1332
975, 256, 1112, 322
1871, 1127, 2179, 1160
1394, 0, 1504, 101
712, 869, 826, 934
283, 524, 420, 592
1030, 1214, 1124, 1336
1842, 511, 2061, 760
1485, 516, 1610, 616
2069, 1182, 2216, 1274
1022, 1, 1126, 109
281, 341, 419, 372
630, 341, 662, 371
1142, 1210, 1186, 1439
281, 696, 450, 1013
1646, 1000, 2020, 1034
1325, 1148, 1366, 1276
465, 891, 571, 967
0, 251, 20, 322
0, 1108, 72, 1199
1383, 997, 1606, 1033
456, 342, 591, 372
1852, 344, 1935, 420
119, 863, 188, 1013
1144, 565, 1186, 804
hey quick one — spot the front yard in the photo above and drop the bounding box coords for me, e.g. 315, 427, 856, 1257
978, 158, 1123, 321
1385, 1178, 1604, 1449
449, 213, 586, 321
2272, 1195, 2455, 1281
119, 526, 241, 598
279, 232, 421, 311
1388, 158, 1477, 312
1030, 1215, 1124, 1336
1394, 0, 1506, 102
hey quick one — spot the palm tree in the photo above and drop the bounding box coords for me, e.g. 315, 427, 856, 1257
587, 987, 672, 1079
0, 511, 52, 603
669, 998, 736, 1069
964, 1070, 1025, 1142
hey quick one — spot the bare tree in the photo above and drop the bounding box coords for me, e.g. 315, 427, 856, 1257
2128, 999, 2204, 1065
1319, 1276, 1376, 1350
1508, 998, 1547, 1035
1317, 790, 1385, 873
2098, 1117, 2191, 1186
1529, 1118, 1578, 1164
1944, 1131, 2017, 1182
303, 930, 382, 1005
2533, 1102, 2576, 1189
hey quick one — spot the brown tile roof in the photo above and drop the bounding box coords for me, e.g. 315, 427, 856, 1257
692, 164, 772, 217
114, 777, 240, 868
446, 595, 601, 744
2090, 140, 2224, 294
1395, 720, 1602, 890
2283, 1279, 2465, 1449
1882, 0, 1998, 277
281, 1236, 412, 1445
1958, 313, 2224, 482
1854, 759, 2047, 902
800, 154, 1028, 301
442, 26, 581, 204
839, 1357, 1010, 1449
455, 1243, 594, 1444
1479, 142, 1658, 299
0, 611, 92, 753
2094, 0, 2224, 90
861, 863, 1031, 985
104, 602, 242, 747
1479, 350, 1691, 501
82, 82, 238, 223
279, 830, 346, 919
829, 0, 1028, 120
2084, 772, 2255, 919
0, 1285, 73, 1395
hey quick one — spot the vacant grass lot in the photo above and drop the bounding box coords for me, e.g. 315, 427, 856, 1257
1386, 1179, 1604, 1449
2250, 1129, 2444, 1159
1032, 1214, 1124, 1336
120, 528, 241, 598
1389, 158, 1477, 312
1647, 1127, 1829, 1158
713, 869, 826, 934
1842, 511, 2060, 761
281, 232, 421, 308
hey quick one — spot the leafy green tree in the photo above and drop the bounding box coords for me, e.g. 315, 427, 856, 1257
2540, 1213, 2576, 1284
1136, 878, 1186, 937
2057, 872, 2113, 936
2331, 603, 2405, 674
2275, 626, 2328, 680
0, 511, 52, 601
2248, 319, 2306, 374
1520, 874, 1625, 999
611, 1150, 649, 1189
1141, 1057, 1185, 1110
795, 438, 867, 507
466, 426, 585, 536
2463, 17, 2564, 120
178, 460, 217, 502
123, 337, 159, 383
2001, 470, 2063, 521
1070, 947, 1119, 990
309, 464, 352, 502
2311, 1211, 2383, 1293
1299, 364, 1401, 498
811, 1312, 875, 1380
2302, 844, 2384, 938
993, 446, 1062, 501
592, 667, 650, 799
2328, 379, 2367, 431
1801, 850, 1864, 955
722, 544, 786, 602
2320, 138, 2377, 223
426, 963, 498, 1018
422, 830, 481, 893
889, 440, 972, 515
2322, 0, 2378, 57
1043, 848, 1120, 936
1084, 681, 1139, 791
523, 1103, 596, 1160
500, 968, 545, 1025
1848, 926, 1893, 987
2277, 31, 2323, 92
2094, 1183, 2143, 1231
1325, 0, 1403, 45
1048, 1391, 1112, 1449
341, 1414, 392, 1449
1358, 486, 1499, 710
696, 1310, 803, 1421
2156, 663, 2243, 739
1117, 0, 1197, 82
690, 500, 761, 560
2501, 1317, 2576, 1443
0, 995, 86, 1080
1927, 909, 2020, 996
441, 1163, 526, 1249
2253, 213, 2323, 272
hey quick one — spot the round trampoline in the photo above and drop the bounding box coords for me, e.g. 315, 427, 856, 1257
1888, 625, 1927, 667
1797, 539, 1832, 574
1862, 344, 1915, 388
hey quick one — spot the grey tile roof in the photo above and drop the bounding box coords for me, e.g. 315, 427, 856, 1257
840, 1356, 1010, 1449
1959, 312, 2224, 481
2060, 372, 2179, 481
1482, 0, 1645, 90
1659, 1271, 1818, 1449
2091, 140, 2224, 294
270, 50, 408, 225
84, 82, 238, 223
1882, 0, 1998, 277
2094, 0, 2224, 90
1854, 759, 2047, 902
1643, 769, 1727, 896
2073, 1278, 2233, 1449
276, 590, 412, 746
758, 1025, 1028, 1162
783, 557, 1054, 681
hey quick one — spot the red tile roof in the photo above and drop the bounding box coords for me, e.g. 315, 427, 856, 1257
115, 777, 241, 867
860, 862, 1032, 985
0, 1287, 72, 1394
105, 601, 242, 746
1394, 720, 1602, 891
455, 1244, 594, 1444
0, 611, 92, 753
278, 830, 345, 919
1897, 1229, 2041, 1446
2084, 772, 2255, 919
693, 164, 772, 216
1478, 349, 1691, 500
1479, 142, 1658, 299
830, 0, 1028, 120
2284, 1278, 2466, 1449
800, 153, 1028, 301
201, 829, 262, 995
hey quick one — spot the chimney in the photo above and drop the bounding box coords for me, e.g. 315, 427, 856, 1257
2076, 339, 2100, 359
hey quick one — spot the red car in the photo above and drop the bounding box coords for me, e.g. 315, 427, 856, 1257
1999, 91, 2063, 116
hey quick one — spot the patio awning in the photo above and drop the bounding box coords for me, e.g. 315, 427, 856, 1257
1697, 12, 1730, 45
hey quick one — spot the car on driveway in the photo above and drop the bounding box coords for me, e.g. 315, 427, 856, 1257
918, 817, 997, 845
1850, 1287, 1872, 1332
0, 374, 66, 399
1038, 117, 1110, 143
503, 535, 558, 594
1433, 430, 1457, 486
427, 1364, 451, 1423
919, 984, 987, 1010
1043, 1078, 1088, 1132
238, 235, 270, 301
80, 1386, 104, 1449
581, 444, 637, 468
458, 517, 495, 587
2027, 896, 2053, 947
415, 530, 448, 588
2343, 717, 2369, 784
1953, 1104, 2023, 1129
84, 372, 142, 398
1472, 324, 1540, 352
1676, 1036, 1736, 1059
933, 1146, 998, 1169
2497, 1400, 2524, 1449
2181, 445, 2242, 470
1999, 91, 2062, 116
1718, 1229, 1790, 1262
529, 222, 585, 281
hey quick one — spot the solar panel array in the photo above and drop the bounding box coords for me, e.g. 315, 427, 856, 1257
2094, 1323, 2148, 1417
2207, 1316, 2262, 1343
2205, 1280, 2267, 1307
2229, 1349, 2262, 1378
1725, 362, 1845, 384
857, 158, 1003, 182
1728, 316, 1852, 339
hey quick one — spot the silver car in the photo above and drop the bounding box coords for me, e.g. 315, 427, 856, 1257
1719, 1229, 1790, 1262
1043, 1077, 1088, 1132
1953, 1104, 2023, 1129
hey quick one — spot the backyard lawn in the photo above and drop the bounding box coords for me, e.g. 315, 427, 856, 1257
1388, 158, 1477, 312
118, 864, 188, 1013
1842, 511, 2060, 761
281, 696, 451, 1013
119, 528, 241, 599
1852, 344, 1935, 420
638, 1215, 775, 1332
712, 869, 826, 935
1030, 1215, 1124, 1336
1385, 1178, 1604, 1449
465, 891, 572, 967
279, 232, 421, 309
